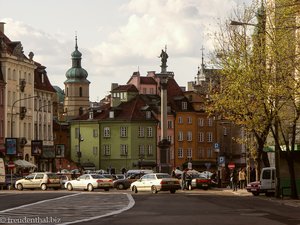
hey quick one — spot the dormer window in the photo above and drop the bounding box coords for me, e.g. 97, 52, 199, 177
146, 111, 151, 119
41, 73, 45, 83
182, 102, 187, 110
109, 111, 114, 118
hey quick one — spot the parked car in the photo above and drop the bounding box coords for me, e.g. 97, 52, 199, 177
191, 173, 212, 190
57, 174, 70, 188
15, 172, 61, 191
65, 174, 113, 191
4, 174, 22, 189
114, 173, 145, 190
130, 173, 181, 194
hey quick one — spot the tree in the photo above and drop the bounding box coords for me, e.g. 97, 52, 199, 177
210, 0, 299, 199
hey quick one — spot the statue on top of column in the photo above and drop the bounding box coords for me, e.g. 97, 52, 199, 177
159, 49, 168, 68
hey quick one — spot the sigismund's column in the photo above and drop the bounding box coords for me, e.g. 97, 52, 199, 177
157, 48, 171, 173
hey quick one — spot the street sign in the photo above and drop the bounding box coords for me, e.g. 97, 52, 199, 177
7, 161, 15, 169
228, 162, 235, 170
214, 143, 219, 149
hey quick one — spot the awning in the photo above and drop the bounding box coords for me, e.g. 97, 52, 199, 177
14, 159, 37, 168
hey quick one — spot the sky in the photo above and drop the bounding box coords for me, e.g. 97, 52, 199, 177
0, 0, 251, 102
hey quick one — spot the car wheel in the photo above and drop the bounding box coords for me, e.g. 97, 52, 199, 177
117, 183, 125, 190
170, 189, 176, 194
41, 183, 47, 191
132, 186, 138, 193
67, 183, 73, 191
252, 192, 259, 196
17, 183, 23, 191
87, 184, 94, 192
104, 188, 109, 191
151, 186, 158, 194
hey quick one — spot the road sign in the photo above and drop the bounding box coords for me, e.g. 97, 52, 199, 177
214, 143, 219, 149
7, 161, 15, 169
228, 162, 235, 170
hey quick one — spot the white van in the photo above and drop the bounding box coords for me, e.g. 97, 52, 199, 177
0, 158, 5, 187
246, 167, 275, 196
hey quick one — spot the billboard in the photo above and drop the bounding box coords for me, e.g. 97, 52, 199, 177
5, 138, 17, 155
55, 144, 65, 158
31, 140, 43, 156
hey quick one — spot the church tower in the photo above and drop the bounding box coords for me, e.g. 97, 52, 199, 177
64, 36, 90, 117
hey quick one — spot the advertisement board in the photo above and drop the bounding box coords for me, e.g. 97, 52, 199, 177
31, 140, 43, 156
5, 138, 17, 155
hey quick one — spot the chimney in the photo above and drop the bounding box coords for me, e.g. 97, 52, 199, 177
0, 22, 5, 34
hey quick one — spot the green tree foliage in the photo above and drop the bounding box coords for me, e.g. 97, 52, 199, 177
210, 0, 299, 198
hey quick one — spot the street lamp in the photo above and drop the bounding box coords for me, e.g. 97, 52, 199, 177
10, 95, 39, 138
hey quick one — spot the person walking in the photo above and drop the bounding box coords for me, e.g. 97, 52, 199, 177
232, 169, 238, 191
238, 168, 246, 189
182, 170, 187, 190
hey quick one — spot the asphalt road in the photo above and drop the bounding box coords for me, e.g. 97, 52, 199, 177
0, 190, 299, 225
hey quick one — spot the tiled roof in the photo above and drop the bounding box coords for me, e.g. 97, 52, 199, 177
111, 84, 138, 93
0, 30, 28, 59
34, 61, 56, 93
140, 77, 157, 85
76, 95, 157, 123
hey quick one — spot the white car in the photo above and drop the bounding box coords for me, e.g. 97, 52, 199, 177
130, 173, 181, 194
65, 174, 113, 192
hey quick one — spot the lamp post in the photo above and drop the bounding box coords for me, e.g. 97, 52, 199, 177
10, 95, 39, 138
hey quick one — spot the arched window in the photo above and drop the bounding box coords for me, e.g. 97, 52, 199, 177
79, 87, 82, 97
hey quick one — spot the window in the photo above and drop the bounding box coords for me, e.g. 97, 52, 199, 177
93, 146, 98, 156
178, 117, 183, 124
147, 145, 153, 156
207, 132, 213, 142
167, 135, 172, 144
103, 145, 110, 156
138, 127, 145, 137
167, 120, 173, 129
198, 132, 204, 142
120, 127, 127, 137
146, 111, 151, 119
93, 129, 98, 137
150, 88, 154, 94
178, 131, 183, 141
147, 127, 153, 137
223, 127, 227, 136
178, 148, 183, 158
187, 148, 192, 158
120, 144, 128, 155
79, 87, 82, 97
109, 111, 114, 118
208, 118, 213, 126
182, 102, 187, 110
187, 117, 192, 124
187, 131, 192, 141
198, 118, 204, 126
198, 148, 204, 158
139, 145, 145, 156
103, 127, 110, 138
207, 149, 213, 158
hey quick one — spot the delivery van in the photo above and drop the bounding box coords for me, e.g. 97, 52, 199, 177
246, 167, 275, 196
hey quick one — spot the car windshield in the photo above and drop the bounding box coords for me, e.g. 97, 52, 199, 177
156, 174, 171, 179
91, 174, 105, 179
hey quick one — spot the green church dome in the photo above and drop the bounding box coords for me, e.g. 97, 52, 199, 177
65, 36, 89, 82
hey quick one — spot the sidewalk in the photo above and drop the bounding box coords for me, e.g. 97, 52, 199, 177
220, 187, 300, 207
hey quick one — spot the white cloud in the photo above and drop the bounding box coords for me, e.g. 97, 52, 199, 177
1, 0, 251, 101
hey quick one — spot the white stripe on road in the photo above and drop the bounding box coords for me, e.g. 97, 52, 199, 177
0, 193, 81, 213
58, 193, 135, 225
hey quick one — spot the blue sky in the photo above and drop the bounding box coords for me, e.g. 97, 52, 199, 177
0, 0, 251, 101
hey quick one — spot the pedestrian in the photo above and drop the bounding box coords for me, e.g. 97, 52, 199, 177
238, 168, 246, 189
186, 172, 192, 190
182, 170, 187, 190
232, 169, 238, 191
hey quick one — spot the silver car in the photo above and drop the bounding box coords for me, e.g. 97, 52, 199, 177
15, 172, 61, 191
